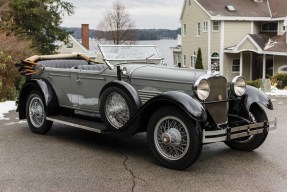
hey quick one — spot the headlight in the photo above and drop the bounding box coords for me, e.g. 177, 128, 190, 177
194, 78, 210, 101
231, 76, 246, 96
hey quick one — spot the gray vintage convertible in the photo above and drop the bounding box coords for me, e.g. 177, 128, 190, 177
16, 45, 276, 170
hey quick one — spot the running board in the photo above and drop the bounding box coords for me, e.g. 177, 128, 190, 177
46, 115, 107, 133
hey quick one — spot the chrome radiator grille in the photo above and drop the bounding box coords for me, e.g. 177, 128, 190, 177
138, 90, 161, 104
205, 76, 229, 125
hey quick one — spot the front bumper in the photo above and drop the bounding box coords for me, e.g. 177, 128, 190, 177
203, 118, 277, 144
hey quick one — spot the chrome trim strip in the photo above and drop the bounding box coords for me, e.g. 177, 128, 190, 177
203, 118, 277, 144
46, 117, 103, 134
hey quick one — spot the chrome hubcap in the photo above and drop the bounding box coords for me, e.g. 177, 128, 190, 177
105, 92, 130, 129
29, 97, 45, 128
154, 116, 190, 161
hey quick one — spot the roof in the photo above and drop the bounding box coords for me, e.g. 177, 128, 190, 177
197, 0, 271, 17
181, 0, 287, 20
226, 33, 287, 55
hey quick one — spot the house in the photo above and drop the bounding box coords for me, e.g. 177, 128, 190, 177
178, 0, 287, 81
57, 24, 97, 59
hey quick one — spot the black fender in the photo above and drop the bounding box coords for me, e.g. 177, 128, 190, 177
17, 79, 60, 119
99, 80, 142, 110
229, 85, 273, 119
242, 85, 273, 111
110, 91, 207, 137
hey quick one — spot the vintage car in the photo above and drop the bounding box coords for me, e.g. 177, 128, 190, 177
16, 45, 276, 170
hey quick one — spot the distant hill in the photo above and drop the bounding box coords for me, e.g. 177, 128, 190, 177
64, 27, 181, 40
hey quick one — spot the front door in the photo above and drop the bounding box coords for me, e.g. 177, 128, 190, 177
70, 69, 106, 112
252, 53, 262, 80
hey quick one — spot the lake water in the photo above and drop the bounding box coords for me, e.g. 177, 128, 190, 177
90, 39, 177, 65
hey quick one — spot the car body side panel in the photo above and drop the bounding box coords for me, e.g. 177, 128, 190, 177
42, 68, 72, 108
70, 69, 106, 111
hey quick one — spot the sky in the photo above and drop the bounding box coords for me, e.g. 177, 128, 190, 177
61, 0, 185, 30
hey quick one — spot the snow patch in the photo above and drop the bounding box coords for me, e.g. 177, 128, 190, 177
266, 89, 287, 96
0, 101, 17, 120
264, 39, 279, 50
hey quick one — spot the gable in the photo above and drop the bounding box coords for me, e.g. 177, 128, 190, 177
238, 38, 259, 52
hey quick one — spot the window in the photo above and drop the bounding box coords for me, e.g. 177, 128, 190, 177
66, 43, 73, 48
212, 21, 219, 32
183, 24, 187, 37
232, 59, 240, 72
191, 51, 197, 68
261, 22, 278, 32
197, 22, 201, 37
203, 22, 208, 32
211, 52, 220, 71
183, 55, 186, 66
283, 26, 286, 31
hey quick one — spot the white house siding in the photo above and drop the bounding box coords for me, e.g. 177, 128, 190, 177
181, 0, 209, 69
224, 21, 252, 48
238, 39, 259, 52
57, 35, 87, 54
274, 56, 287, 74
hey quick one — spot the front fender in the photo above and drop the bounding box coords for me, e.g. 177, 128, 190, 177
144, 91, 207, 122
99, 80, 142, 109
242, 85, 273, 111
17, 79, 59, 119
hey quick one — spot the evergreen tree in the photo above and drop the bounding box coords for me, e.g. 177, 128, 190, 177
5, 0, 74, 54
195, 48, 203, 69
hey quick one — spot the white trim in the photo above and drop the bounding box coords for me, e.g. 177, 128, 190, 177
267, 0, 273, 18
210, 16, 272, 21
251, 21, 254, 34
208, 20, 211, 71
240, 53, 243, 76
220, 21, 224, 75
194, 0, 212, 18
233, 35, 263, 53
180, 0, 187, 21
263, 54, 266, 79
250, 52, 253, 80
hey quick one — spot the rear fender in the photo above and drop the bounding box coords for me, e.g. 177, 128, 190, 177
17, 79, 59, 119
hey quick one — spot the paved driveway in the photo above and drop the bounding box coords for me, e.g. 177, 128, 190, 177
0, 96, 286, 192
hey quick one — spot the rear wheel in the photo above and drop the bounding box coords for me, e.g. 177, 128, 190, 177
26, 90, 53, 134
147, 106, 202, 170
225, 104, 268, 151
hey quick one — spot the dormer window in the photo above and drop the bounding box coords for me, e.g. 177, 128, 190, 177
226, 5, 236, 12
261, 22, 278, 32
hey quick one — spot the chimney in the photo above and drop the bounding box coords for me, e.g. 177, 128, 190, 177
81, 24, 89, 50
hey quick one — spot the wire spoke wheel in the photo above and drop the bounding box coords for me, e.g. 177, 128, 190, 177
105, 92, 130, 129
147, 107, 202, 170
26, 91, 53, 134
29, 97, 45, 128
154, 116, 190, 160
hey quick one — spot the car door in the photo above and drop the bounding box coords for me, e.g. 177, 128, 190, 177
70, 68, 106, 112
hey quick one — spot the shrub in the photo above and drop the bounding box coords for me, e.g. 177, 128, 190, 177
272, 73, 287, 88
246, 79, 260, 88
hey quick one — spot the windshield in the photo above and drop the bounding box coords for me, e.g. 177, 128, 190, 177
98, 45, 163, 67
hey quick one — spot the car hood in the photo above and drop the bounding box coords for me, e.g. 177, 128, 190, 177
127, 65, 207, 84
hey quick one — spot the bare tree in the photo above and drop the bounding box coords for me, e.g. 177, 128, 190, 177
96, 0, 137, 44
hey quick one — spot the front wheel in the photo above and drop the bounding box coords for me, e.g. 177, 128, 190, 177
147, 106, 202, 170
26, 90, 53, 134
225, 104, 268, 151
